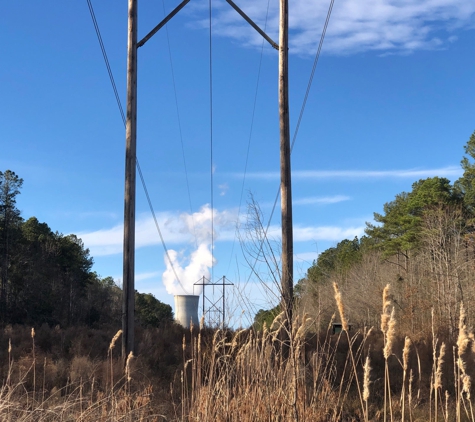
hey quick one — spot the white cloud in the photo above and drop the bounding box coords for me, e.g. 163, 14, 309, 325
78, 205, 238, 257
294, 195, 350, 205
293, 225, 365, 242
136, 271, 161, 282
238, 166, 462, 180
201, 0, 475, 55
246, 223, 365, 242
219, 183, 229, 196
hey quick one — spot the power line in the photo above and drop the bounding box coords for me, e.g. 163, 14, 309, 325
161, 0, 198, 249
246, 0, 335, 283
226, 0, 272, 275
209, 0, 215, 282
86, 0, 126, 125
136, 159, 185, 290
291, 0, 335, 152
86, 0, 186, 291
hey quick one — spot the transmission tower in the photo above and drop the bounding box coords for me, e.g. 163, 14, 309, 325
194, 276, 233, 328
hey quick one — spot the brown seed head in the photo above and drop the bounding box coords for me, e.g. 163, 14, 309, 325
463, 374, 471, 399
109, 330, 122, 351
363, 355, 371, 402
434, 342, 445, 390
333, 282, 348, 331
383, 307, 396, 359
403, 336, 411, 371
125, 351, 134, 382
458, 303, 471, 356
381, 284, 391, 333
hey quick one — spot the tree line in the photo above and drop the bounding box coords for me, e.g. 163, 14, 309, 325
280, 131, 475, 338
0, 170, 172, 329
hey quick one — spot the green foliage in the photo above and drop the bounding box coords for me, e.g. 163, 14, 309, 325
365, 177, 463, 257
0, 170, 123, 328
0, 170, 24, 316
253, 305, 280, 331
0, 170, 23, 219
455, 130, 475, 213
305, 237, 367, 286
135, 292, 174, 327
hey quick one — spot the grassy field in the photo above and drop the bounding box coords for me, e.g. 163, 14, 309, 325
1, 284, 474, 421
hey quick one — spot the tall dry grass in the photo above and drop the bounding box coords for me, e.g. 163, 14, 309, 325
2, 293, 475, 420
0, 327, 160, 421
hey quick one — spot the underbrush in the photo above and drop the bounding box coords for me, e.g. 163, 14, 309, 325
1, 284, 475, 421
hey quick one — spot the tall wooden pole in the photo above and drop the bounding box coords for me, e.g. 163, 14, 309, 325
279, 0, 293, 330
122, 0, 138, 359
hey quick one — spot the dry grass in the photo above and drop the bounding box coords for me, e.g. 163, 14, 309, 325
2, 295, 475, 420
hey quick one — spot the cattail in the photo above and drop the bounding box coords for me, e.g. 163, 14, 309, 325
109, 330, 122, 351
381, 284, 391, 333
125, 351, 134, 382
333, 282, 348, 331
363, 355, 371, 402
383, 308, 396, 359
31, 327, 35, 338
434, 342, 446, 390
8, 338, 11, 354
403, 336, 411, 371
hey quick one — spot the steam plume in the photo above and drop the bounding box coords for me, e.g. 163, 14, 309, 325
162, 205, 232, 295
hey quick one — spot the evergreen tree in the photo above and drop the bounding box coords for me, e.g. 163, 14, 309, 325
0, 170, 24, 317
455, 130, 475, 214
135, 292, 174, 327
365, 177, 462, 257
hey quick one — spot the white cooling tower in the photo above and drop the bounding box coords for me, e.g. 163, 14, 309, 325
174, 295, 200, 328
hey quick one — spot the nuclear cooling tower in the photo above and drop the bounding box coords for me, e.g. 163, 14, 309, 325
174, 295, 200, 328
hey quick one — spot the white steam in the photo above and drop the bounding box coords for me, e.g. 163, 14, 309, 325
162, 205, 234, 296
163, 244, 214, 295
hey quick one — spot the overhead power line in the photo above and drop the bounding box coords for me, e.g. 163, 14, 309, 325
86, 0, 126, 125
209, 0, 215, 282
86, 0, 185, 291
226, 0, 272, 275
246, 0, 335, 282
161, 0, 198, 249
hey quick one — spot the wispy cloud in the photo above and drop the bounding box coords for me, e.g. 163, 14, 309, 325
78, 204, 364, 257
136, 272, 161, 282
198, 0, 475, 55
294, 195, 350, 205
78, 205, 239, 257
237, 166, 462, 180
219, 183, 229, 196
293, 225, 365, 242
248, 223, 365, 242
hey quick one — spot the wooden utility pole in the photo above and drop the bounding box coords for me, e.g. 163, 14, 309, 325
119, 0, 287, 358
122, 0, 138, 360
279, 0, 293, 329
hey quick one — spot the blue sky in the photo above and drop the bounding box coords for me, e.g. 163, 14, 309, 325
1, 1, 474, 326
